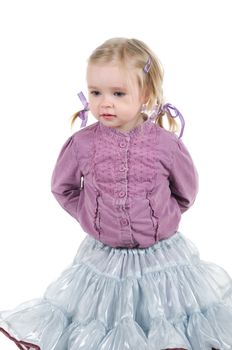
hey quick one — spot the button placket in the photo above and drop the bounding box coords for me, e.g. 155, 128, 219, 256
115, 137, 134, 244
115, 139, 128, 201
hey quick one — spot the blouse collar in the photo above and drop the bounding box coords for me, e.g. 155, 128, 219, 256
98, 116, 153, 138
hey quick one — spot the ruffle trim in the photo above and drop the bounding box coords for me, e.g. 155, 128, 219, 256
1, 301, 232, 349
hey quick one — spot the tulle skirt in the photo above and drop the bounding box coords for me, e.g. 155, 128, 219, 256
1, 231, 232, 350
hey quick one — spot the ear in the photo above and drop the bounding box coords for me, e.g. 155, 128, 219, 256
141, 88, 150, 105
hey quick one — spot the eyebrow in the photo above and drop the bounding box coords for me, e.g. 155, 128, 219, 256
88, 86, 127, 90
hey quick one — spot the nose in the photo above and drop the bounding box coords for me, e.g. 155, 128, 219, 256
100, 94, 113, 108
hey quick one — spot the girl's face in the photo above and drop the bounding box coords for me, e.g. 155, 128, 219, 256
87, 62, 145, 132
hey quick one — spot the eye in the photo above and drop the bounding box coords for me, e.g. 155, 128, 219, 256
114, 91, 125, 97
90, 91, 100, 96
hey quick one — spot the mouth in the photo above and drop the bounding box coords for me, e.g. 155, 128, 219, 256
100, 114, 116, 120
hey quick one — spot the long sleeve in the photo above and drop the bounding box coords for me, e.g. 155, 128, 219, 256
51, 135, 82, 220
169, 139, 199, 213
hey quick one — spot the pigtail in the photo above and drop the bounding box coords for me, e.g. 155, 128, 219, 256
70, 110, 82, 128
70, 92, 89, 129
155, 109, 179, 134
141, 46, 180, 136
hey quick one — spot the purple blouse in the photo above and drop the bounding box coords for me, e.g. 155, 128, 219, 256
51, 118, 198, 248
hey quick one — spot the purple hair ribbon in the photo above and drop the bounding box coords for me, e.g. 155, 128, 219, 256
150, 103, 185, 138
77, 91, 89, 127
143, 56, 151, 73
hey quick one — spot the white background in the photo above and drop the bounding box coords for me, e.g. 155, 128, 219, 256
0, 0, 231, 335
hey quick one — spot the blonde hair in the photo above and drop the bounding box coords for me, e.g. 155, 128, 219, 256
71, 37, 178, 133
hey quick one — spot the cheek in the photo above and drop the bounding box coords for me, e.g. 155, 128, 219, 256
88, 99, 97, 112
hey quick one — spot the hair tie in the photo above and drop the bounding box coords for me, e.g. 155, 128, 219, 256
77, 91, 89, 127
150, 103, 185, 138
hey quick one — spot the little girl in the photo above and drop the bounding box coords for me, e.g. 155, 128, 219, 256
1, 37, 232, 350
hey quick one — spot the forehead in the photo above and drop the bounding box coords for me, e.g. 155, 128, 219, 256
87, 63, 138, 89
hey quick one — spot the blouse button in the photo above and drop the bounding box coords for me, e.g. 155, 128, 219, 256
120, 218, 129, 226
119, 141, 127, 148
119, 164, 126, 171
119, 191, 126, 197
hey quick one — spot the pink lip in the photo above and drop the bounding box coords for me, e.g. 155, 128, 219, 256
101, 114, 116, 119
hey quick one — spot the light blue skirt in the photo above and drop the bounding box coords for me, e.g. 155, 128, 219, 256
1, 231, 232, 350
